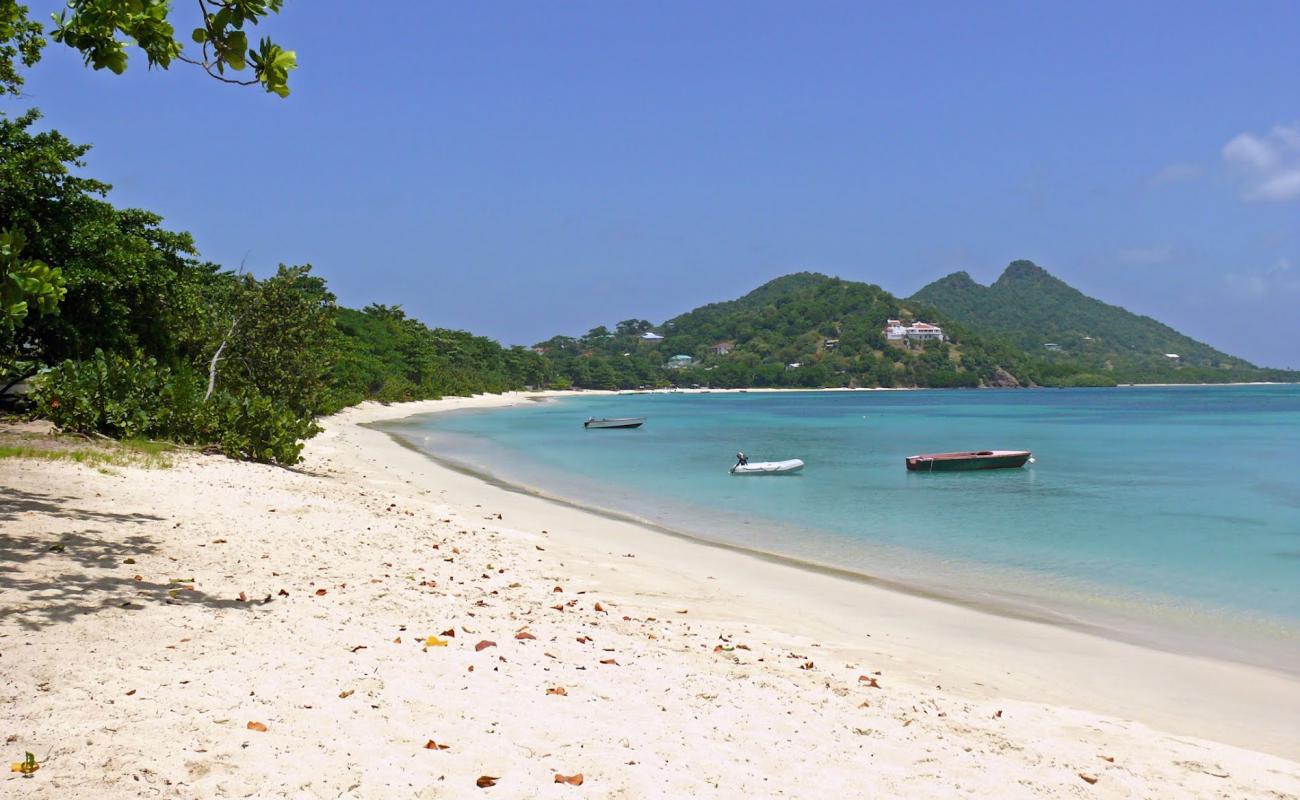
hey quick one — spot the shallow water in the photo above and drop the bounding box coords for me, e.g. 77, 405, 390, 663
382, 386, 1300, 668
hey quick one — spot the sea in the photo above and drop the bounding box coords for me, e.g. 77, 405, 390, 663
379, 386, 1300, 671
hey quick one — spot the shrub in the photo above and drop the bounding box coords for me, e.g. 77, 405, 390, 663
32, 350, 318, 465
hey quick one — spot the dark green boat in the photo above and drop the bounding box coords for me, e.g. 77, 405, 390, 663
905, 450, 1032, 471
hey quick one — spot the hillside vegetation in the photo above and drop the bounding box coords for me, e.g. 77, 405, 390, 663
911, 261, 1293, 384
537, 274, 1029, 390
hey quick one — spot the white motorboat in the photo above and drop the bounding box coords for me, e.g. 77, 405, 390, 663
730, 458, 804, 475
583, 417, 646, 429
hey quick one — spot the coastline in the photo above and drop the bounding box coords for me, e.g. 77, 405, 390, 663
345, 394, 1300, 758
4, 391, 1299, 797
375, 415, 1300, 678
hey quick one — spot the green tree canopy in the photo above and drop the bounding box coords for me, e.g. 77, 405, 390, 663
1, 0, 295, 97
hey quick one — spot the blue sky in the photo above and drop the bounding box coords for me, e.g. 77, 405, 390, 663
13, 1, 1300, 366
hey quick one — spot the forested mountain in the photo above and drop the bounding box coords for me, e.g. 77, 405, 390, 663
910, 261, 1291, 384
538, 273, 1029, 390
542, 266, 1298, 391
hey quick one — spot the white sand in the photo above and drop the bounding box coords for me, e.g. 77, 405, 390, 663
3, 392, 1298, 798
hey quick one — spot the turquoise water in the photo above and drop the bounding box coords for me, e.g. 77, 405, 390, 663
382, 386, 1300, 665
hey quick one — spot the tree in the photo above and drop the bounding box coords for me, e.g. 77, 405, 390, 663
1, 227, 64, 330
1, 0, 295, 97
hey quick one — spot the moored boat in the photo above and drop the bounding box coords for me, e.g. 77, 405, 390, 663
583, 417, 646, 429
905, 450, 1031, 472
731, 458, 804, 475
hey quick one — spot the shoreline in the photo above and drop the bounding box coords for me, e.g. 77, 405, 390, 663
339, 393, 1300, 759
5, 390, 1299, 797
376, 414, 1300, 677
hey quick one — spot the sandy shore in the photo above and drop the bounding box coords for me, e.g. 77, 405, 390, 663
3, 392, 1299, 798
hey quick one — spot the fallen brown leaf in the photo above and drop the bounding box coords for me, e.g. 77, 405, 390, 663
125, 689, 136, 696
554, 773, 584, 785
1098, 755, 1115, 763
424, 740, 450, 750
858, 675, 880, 688
1078, 773, 1098, 785
546, 687, 567, 696
800, 661, 815, 670
475, 640, 497, 652
476, 775, 498, 788
599, 658, 619, 665
514, 631, 536, 640
238, 592, 247, 602
314, 589, 327, 596
278, 588, 289, 597
593, 602, 605, 613
441, 628, 456, 638
553, 585, 563, 593
246, 721, 268, 732
338, 690, 354, 699
551, 604, 565, 612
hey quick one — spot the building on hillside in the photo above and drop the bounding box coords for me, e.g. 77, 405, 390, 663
709, 341, 735, 355
1164, 353, 1180, 361
640, 332, 665, 342
786, 362, 802, 370
822, 338, 839, 350
1044, 343, 1062, 351
884, 319, 946, 344
665, 354, 695, 369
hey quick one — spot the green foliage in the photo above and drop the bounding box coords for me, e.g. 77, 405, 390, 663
1, 227, 66, 328
328, 305, 551, 410
215, 265, 338, 416
206, 390, 319, 464
910, 260, 1295, 383
0, 1, 45, 95
538, 273, 1022, 390
1046, 373, 1119, 388
31, 348, 317, 464
0, 0, 294, 96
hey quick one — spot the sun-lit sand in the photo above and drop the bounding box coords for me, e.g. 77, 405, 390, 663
3, 392, 1299, 798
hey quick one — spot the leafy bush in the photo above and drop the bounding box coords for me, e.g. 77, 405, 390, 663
32, 349, 318, 465
207, 392, 320, 464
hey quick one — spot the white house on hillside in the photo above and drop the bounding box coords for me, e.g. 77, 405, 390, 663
884, 319, 946, 343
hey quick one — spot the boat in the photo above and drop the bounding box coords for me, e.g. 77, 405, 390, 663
905, 450, 1032, 472
731, 458, 804, 475
583, 417, 646, 429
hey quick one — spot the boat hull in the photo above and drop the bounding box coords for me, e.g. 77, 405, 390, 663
583, 418, 646, 429
905, 450, 1031, 472
731, 458, 804, 475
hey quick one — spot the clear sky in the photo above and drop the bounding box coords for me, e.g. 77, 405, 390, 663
13, 1, 1300, 366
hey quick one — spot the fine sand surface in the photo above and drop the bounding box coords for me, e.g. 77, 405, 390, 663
3, 392, 1299, 799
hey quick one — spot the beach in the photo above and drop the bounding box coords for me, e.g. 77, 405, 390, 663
3, 392, 1299, 798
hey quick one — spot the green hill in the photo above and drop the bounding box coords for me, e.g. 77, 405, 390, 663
911, 260, 1293, 384
537, 273, 1028, 390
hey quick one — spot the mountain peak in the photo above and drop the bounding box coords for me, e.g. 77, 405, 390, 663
996, 260, 1052, 284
